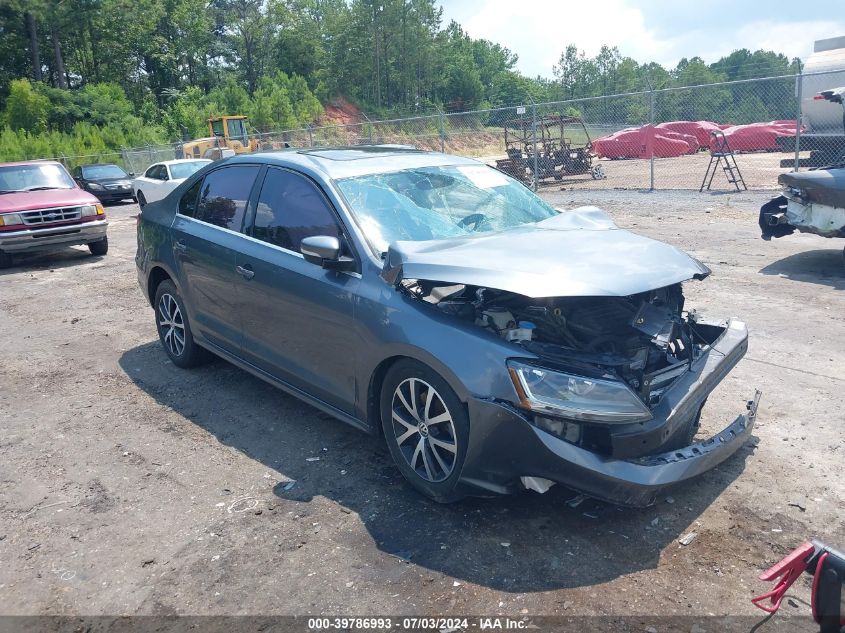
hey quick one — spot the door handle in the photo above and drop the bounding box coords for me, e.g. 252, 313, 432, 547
236, 264, 255, 280
174, 240, 187, 253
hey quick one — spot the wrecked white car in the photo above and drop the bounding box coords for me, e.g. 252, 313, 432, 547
760, 166, 845, 260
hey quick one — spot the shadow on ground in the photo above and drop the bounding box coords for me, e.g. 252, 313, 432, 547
759, 248, 845, 289
119, 341, 755, 593
0, 245, 104, 276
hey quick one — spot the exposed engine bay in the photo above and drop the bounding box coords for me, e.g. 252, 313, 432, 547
402, 280, 718, 408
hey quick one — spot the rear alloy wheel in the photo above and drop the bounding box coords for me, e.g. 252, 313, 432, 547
137, 191, 147, 208
88, 236, 108, 256
153, 280, 211, 368
380, 359, 468, 502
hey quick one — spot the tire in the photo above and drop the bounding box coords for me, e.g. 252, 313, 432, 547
0, 250, 12, 269
88, 236, 108, 256
380, 359, 468, 503
153, 279, 211, 368
137, 191, 147, 208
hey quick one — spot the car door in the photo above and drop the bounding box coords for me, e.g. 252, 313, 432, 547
236, 167, 359, 413
161, 164, 185, 198
147, 165, 171, 203
136, 164, 162, 201
171, 164, 262, 355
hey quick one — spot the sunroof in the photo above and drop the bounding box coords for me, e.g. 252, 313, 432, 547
298, 145, 420, 161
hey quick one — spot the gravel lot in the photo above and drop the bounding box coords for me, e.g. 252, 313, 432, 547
1, 188, 843, 626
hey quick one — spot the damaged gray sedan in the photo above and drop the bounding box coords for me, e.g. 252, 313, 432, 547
136, 146, 760, 507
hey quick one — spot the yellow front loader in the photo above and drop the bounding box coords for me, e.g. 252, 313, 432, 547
179, 115, 259, 160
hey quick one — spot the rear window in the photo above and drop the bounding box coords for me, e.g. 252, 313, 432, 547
170, 161, 210, 180
82, 164, 127, 180
0, 163, 75, 193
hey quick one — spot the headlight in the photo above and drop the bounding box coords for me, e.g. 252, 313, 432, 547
0, 213, 24, 227
79, 204, 104, 217
507, 360, 653, 424
87, 183, 105, 190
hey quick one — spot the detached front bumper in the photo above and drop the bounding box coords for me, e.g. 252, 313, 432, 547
458, 319, 760, 507
0, 219, 108, 253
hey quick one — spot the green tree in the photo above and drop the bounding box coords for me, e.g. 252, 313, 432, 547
443, 56, 484, 111
3, 79, 50, 132
489, 71, 540, 108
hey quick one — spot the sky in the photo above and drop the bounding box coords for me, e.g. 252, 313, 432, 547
436, 0, 845, 77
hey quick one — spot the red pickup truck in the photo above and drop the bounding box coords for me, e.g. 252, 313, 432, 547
0, 160, 109, 268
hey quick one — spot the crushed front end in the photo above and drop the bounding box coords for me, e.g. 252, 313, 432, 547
403, 279, 760, 506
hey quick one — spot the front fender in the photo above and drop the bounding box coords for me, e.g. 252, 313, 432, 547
354, 284, 526, 422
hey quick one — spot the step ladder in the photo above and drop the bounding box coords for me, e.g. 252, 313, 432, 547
700, 130, 747, 192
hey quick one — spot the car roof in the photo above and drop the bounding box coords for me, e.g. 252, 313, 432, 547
156, 159, 214, 167
80, 163, 122, 168
225, 146, 482, 179
0, 160, 65, 168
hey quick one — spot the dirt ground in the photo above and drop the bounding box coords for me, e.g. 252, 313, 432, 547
0, 188, 843, 628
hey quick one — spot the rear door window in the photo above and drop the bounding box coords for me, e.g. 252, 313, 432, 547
194, 165, 260, 231
252, 168, 342, 253
178, 179, 203, 218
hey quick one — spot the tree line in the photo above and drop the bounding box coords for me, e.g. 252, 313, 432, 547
0, 0, 802, 162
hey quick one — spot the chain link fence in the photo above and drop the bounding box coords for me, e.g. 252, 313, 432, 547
120, 144, 181, 177
54, 69, 845, 191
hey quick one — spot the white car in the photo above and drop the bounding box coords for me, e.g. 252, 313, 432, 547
132, 159, 212, 207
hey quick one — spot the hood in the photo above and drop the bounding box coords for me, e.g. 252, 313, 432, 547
381, 206, 710, 297
87, 176, 132, 185
0, 188, 99, 213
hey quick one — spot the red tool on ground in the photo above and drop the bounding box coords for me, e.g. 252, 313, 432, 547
753, 540, 845, 632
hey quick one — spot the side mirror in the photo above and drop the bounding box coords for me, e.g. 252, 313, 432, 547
301, 235, 355, 271
128, 172, 135, 178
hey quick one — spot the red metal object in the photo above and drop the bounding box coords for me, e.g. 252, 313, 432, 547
812, 552, 830, 622
751, 541, 816, 613
657, 120, 723, 148
719, 121, 800, 152
753, 540, 845, 632
592, 125, 692, 159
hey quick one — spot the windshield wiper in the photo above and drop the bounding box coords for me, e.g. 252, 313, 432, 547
0, 190, 18, 194
24, 186, 63, 191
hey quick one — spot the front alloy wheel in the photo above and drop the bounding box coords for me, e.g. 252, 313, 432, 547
390, 377, 458, 482
380, 359, 468, 502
